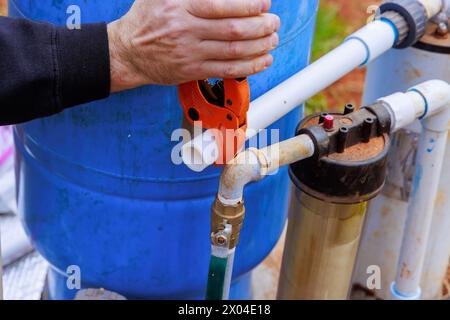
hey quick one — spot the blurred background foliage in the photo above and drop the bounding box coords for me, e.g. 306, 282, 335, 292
306, 1, 350, 114
306, 0, 380, 114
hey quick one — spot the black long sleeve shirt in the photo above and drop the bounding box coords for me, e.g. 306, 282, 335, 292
0, 17, 110, 125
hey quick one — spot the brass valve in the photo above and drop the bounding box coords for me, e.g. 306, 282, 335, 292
210, 197, 246, 249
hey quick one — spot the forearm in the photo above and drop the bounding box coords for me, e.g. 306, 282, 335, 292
0, 17, 110, 125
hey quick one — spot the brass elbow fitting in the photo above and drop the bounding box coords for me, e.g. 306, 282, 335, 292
210, 197, 246, 249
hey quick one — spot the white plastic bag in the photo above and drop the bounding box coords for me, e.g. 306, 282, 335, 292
0, 126, 16, 214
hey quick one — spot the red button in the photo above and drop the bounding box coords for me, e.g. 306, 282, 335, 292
323, 115, 334, 130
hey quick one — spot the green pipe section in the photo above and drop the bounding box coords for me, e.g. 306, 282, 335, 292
206, 248, 235, 300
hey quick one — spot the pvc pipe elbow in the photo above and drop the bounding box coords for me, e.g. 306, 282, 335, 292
409, 80, 450, 119
218, 149, 266, 205
423, 107, 450, 132
379, 80, 450, 131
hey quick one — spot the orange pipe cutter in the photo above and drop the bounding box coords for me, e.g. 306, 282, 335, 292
178, 78, 250, 166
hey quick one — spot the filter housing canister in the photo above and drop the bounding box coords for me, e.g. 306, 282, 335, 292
278, 110, 391, 300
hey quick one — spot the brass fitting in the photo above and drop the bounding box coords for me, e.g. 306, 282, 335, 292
210, 196, 246, 249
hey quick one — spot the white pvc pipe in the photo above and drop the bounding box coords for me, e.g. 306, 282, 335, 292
410, 80, 450, 117
418, 0, 444, 18
378, 91, 425, 132
383, 80, 450, 299
391, 108, 450, 299
421, 140, 450, 298
182, 20, 397, 172
247, 20, 396, 134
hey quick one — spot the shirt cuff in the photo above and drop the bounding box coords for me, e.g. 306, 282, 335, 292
55, 23, 111, 110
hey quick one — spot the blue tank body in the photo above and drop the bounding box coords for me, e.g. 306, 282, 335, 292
9, 0, 318, 299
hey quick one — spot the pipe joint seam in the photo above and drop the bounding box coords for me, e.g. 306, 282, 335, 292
378, 16, 401, 45
408, 88, 429, 119
345, 20, 398, 66
345, 36, 371, 66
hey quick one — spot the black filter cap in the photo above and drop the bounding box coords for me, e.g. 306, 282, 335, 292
290, 104, 392, 204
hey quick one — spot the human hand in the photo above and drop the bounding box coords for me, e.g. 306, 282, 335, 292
108, 0, 280, 92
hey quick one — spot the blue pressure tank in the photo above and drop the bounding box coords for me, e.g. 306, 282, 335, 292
9, 0, 318, 299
